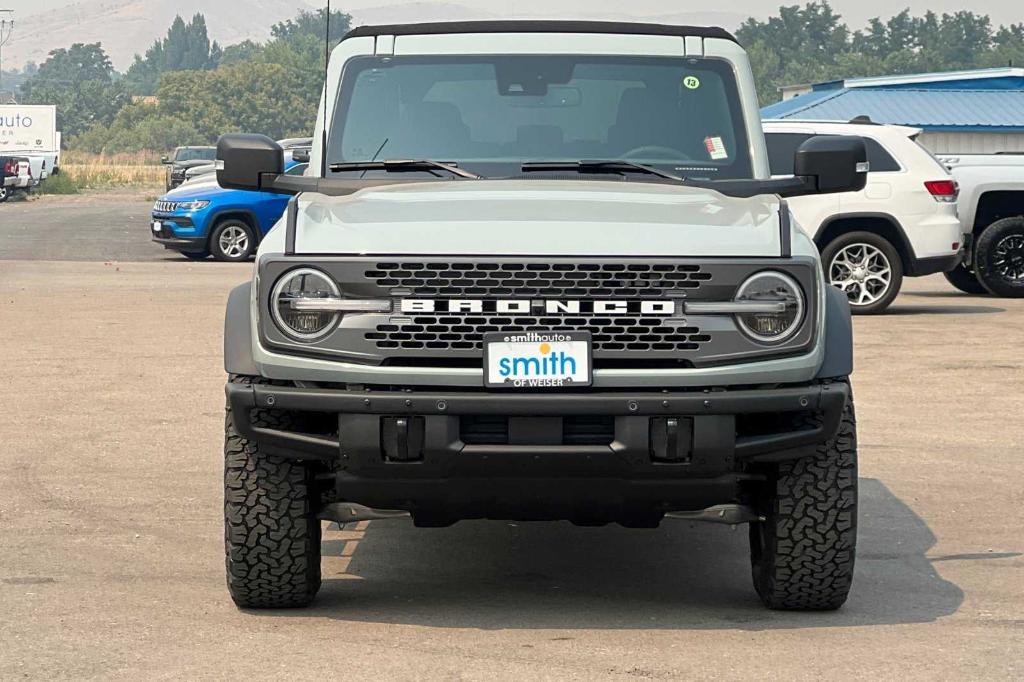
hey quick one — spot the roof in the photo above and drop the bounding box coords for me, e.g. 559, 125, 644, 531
841, 67, 1024, 90
762, 119, 922, 138
345, 21, 736, 43
762, 88, 1024, 132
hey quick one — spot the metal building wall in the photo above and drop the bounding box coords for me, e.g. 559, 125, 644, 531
918, 132, 1024, 154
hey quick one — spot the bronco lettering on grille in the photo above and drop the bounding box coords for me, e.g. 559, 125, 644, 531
400, 299, 677, 315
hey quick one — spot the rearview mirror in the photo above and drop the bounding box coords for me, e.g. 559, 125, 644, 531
160, 156, 169, 164
291, 147, 311, 163
216, 134, 284, 192
794, 135, 868, 195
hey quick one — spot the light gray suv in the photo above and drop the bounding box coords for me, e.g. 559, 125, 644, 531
217, 21, 867, 611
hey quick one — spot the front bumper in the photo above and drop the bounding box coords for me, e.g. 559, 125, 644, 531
151, 215, 205, 253
227, 380, 849, 519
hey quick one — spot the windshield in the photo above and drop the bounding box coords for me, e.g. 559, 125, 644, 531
329, 55, 752, 180
175, 148, 217, 162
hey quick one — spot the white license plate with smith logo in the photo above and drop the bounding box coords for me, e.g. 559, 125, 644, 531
484, 331, 592, 389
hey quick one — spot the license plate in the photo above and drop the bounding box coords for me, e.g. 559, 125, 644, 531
483, 331, 592, 389
152, 220, 162, 233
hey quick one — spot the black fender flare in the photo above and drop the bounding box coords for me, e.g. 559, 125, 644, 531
208, 208, 263, 243
816, 211, 918, 272
816, 285, 854, 379
224, 282, 259, 376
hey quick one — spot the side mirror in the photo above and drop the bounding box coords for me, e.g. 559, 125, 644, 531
291, 147, 311, 163
160, 156, 169, 164
794, 135, 868, 194
216, 134, 284, 191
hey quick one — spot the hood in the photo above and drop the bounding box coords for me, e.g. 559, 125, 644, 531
162, 176, 226, 200
292, 180, 784, 257
174, 159, 214, 170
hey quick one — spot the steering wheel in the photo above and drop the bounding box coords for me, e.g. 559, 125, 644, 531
621, 145, 690, 160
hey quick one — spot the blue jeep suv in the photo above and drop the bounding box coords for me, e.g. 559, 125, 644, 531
151, 153, 308, 261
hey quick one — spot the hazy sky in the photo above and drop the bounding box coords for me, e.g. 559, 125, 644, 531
3, 0, 1023, 30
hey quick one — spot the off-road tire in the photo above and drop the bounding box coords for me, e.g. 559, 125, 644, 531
749, 381, 857, 610
224, 375, 322, 609
943, 261, 987, 295
973, 217, 1024, 298
821, 232, 903, 314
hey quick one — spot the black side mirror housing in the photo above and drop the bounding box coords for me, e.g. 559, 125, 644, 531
216, 134, 284, 191
291, 147, 311, 164
794, 135, 868, 194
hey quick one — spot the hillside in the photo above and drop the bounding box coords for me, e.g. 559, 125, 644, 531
5, 0, 317, 70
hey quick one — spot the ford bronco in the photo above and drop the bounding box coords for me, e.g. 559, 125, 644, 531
217, 21, 867, 611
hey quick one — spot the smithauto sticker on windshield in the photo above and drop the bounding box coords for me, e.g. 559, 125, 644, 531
484, 332, 592, 388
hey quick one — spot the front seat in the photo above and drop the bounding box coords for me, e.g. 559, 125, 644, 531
397, 101, 472, 159
608, 88, 678, 155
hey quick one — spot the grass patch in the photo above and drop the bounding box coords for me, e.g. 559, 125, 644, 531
57, 151, 166, 190
37, 173, 81, 195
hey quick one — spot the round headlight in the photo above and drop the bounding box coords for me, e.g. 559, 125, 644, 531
271, 268, 340, 340
734, 271, 805, 343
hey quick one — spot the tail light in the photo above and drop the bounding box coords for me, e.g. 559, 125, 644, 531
924, 180, 959, 203
3, 160, 13, 175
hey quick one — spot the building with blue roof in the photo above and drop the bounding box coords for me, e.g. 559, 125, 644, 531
762, 68, 1024, 154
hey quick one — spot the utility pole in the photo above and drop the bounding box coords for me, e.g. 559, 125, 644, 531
0, 9, 14, 99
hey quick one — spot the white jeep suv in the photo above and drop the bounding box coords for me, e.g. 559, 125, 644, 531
764, 119, 964, 313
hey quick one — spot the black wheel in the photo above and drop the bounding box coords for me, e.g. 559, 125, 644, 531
181, 252, 208, 261
973, 217, 1024, 298
224, 375, 322, 609
822, 232, 903, 314
943, 261, 987, 295
0, 186, 8, 203
749, 381, 857, 610
210, 219, 256, 262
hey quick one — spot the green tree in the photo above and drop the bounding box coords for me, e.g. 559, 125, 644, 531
125, 14, 221, 95
741, 3, 1018, 104
20, 43, 131, 137
271, 8, 352, 45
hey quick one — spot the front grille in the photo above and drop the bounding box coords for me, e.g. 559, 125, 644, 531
154, 201, 179, 212
364, 261, 712, 297
362, 260, 713, 357
366, 315, 710, 353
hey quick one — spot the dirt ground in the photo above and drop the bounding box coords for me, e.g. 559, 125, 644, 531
0, 253, 1022, 679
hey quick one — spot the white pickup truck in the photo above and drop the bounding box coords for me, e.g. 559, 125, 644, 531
940, 154, 1024, 297
1, 155, 32, 203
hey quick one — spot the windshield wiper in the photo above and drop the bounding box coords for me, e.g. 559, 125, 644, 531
329, 159, 482, 179
521, 160, 685, 182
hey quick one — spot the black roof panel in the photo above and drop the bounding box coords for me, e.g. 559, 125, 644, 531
345, 20, 737, 44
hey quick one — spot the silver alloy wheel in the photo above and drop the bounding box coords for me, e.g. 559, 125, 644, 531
218, 225, 250, 259
829, 243, 893, 307
993, 234, 1024, 282
0, 186, 8, 201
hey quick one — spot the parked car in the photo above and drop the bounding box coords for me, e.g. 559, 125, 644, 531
763, 119, 965, 313
151, 151, 308, 261
938, 154, 1024, 298
0, 155, 32, 203
13, 153, 59, 190
162, 146, 217, 190
183, 138, 312, 184
218, 20, 867, 612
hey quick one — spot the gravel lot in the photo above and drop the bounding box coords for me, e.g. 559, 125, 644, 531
0, 191, 185, 263
1, 196, 1022, 679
